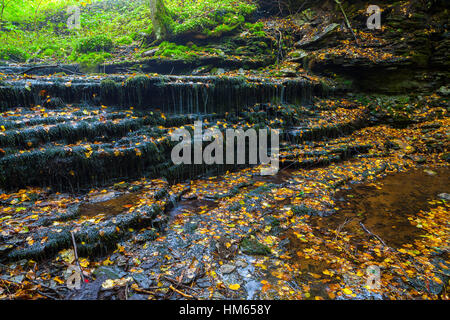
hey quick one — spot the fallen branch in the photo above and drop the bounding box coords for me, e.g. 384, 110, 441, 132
132, 286, 166, 298
162, 275, 199, 293
359, 222, 387, 247
37, 290, 58, 300
70, 231, 86, 283
334, 0, 359, 45
169, 285, 195, 299
15, 64, 83, 75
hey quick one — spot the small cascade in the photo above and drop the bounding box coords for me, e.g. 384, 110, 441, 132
0, 75, 333, 113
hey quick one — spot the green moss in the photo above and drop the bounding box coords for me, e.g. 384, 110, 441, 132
74, 35, 114, 54
153, 41, 219, 60
72, 52, 112, 70
116, 36, 133, 45
240, 236, 271, 256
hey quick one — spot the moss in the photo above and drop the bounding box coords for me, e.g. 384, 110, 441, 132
207, 23, 237, 37
74, 35, 114, 54
292, 204, 319, 216
72, 52, 113, 71
240, 236, 271, 255
116, 36, 133, 46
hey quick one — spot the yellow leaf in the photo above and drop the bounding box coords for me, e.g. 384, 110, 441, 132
343, 288, 353, 295
229, 284, 240, 290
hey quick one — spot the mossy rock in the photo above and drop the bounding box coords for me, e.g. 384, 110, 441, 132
292, 204, 319, 216
240, 236, 271, 255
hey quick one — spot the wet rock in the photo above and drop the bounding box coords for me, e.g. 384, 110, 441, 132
132, 273, 154, 289
240, 236, 271, 256
424, 169, 437, 176
134, 229, 157, 243
295, 23, 340, 49
142, 48, 158, 57
212, 292, 225, 299
438, 86, 450, 96
66, 276, 106, 300
287, 49, 309, 62
212, 68, 226, 75
406, 155, 426, 164
93, 266, 127, 280
181, 260, 205, 285
88, 191, 117, 202
235, 260, 248, 268
140, 259, 158, 270
196, 277, 212, 288
219, 264, 236, 274
384, 140, 400, 150
128, 293, 149, 300
437, 193, 450, 201
0, 244, 13, 256
291, 204, 320, 217
184, 222, 198, 234
191, 65, 211, 75
216, 236, 238, 260
280, 68, 297, 77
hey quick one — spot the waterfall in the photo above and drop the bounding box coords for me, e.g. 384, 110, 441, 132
0, 76, 334, 113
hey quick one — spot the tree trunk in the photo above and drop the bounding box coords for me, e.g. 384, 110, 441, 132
149, 0, 173, 41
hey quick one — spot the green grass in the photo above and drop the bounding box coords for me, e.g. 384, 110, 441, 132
0, 0, 258, 65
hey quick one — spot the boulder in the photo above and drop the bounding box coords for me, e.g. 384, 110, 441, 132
295, 23, 341, 49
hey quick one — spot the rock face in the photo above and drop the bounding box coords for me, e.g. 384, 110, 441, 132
295, 23, 342, 49
293, 1, 449, 94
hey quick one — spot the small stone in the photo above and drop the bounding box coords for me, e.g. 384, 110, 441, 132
438, 193, 450, 201
196, 277, 212, 288
142, 48, 158, 57
93, 266, 127, 279
219, 264, 236, 274
235, 260, 248, 268
280, 68, 297, 77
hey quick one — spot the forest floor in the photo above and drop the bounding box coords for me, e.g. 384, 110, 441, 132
0, 0, 449, 300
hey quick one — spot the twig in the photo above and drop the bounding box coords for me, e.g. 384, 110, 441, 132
131, 286, 166, 298
70, 231, 85, 283
359, 222, 387, 247
37, 290, 57, 300
169, 285, 195, 299
334, 217, 352, 241
15, 64, 84, 75
162, 275, 199, 293
334, 0, 359, 45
